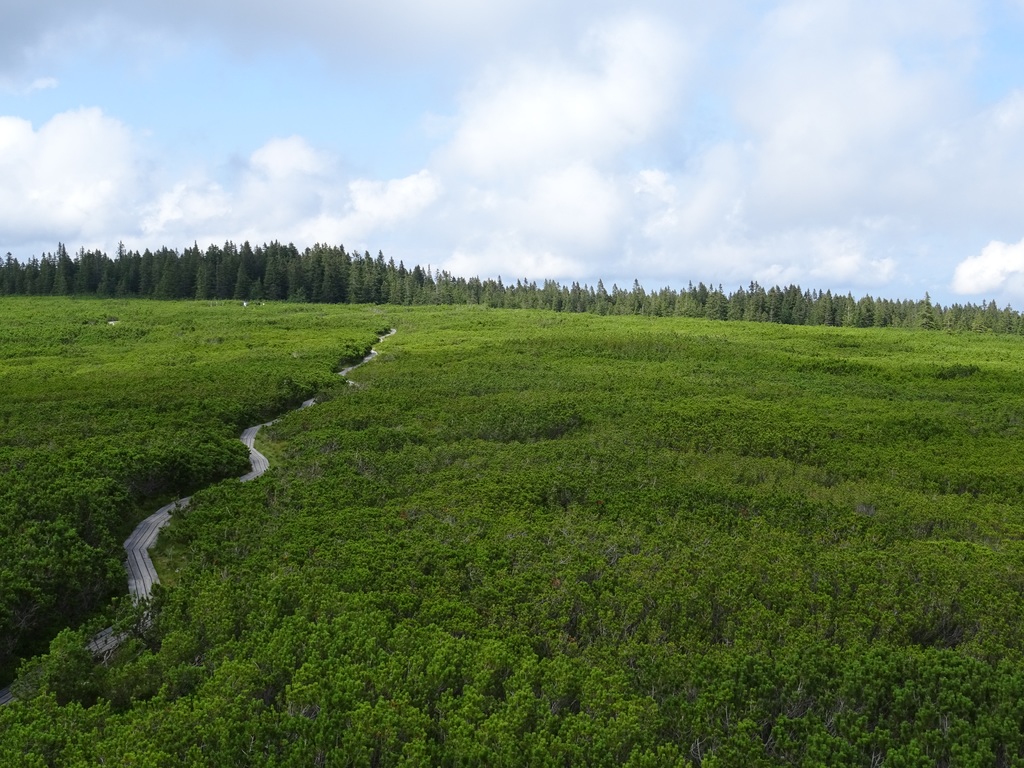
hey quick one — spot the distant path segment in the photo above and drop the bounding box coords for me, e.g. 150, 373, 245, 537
239, 425, 271, 482
238, 328, 394, 483
0, 329, 395, 706
130, 329, 395, 593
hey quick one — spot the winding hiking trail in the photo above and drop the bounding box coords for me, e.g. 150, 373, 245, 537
0, 329, 395, 707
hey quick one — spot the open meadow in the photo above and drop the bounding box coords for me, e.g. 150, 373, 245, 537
4, 300, 1024, 765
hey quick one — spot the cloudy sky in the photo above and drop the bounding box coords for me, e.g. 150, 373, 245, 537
3, 1, 1024, 305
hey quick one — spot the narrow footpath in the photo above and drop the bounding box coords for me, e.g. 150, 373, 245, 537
0, 329, 395, 707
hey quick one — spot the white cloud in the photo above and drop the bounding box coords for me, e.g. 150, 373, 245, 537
525, 165, 621, 246
804, 228, 896, 284
347, 172, 441, 229
986, 89, 1024, 133
249, 136, 325, 179
0, 108, 142, 246
423, 15, 686, 281
948, 90, 1024, 225
443, 237, 585, 284
438, 16, 684, 179
141, 180, 232, 238
624, 217, 900, 292
26, 76, 57, 92
310, 170, 442, 244
952, 239, 1024, 295
734, 3, 963, 226
415, 1, 994, 294
633, 145, 746, 243
139, 136, 338, 244
0, 75, 58, 95
137, 137, 439, 252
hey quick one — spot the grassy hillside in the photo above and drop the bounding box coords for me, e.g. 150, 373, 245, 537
4, 304, 1024, 766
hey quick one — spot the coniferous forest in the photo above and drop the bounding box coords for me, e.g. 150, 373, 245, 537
2, 260, 1024, 764
1, 240, 1022, 333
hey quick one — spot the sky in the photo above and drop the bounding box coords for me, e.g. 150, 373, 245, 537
3, 1, 1024, 306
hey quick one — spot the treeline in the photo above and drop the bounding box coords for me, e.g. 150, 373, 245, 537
2, 241, 1021, 333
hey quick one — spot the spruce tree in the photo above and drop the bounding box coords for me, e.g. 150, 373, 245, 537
920, 293, 938, 330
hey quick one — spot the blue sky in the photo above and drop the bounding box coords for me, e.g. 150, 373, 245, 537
3, 1, 1024, 306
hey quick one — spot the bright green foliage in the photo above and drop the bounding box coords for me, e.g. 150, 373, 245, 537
0, 298, 386, 684
5, 306, 1024, 765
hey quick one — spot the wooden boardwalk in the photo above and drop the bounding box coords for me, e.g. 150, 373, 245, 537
0, 329, 395, 706
239, 424, 272, 482
125, 497, 190, 600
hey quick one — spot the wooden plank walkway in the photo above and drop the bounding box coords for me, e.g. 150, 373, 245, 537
124, 497, 190, 600
86, 626, 121, 659
0, 329, 396, 706
239, 424, 272, 482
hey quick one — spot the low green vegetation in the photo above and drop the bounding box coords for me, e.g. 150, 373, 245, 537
4, 302, 1024, 765
0, 297, 386, 685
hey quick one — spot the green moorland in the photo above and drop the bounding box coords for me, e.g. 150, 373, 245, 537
5, 302, 1024, 765
0, 297, 388, 686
